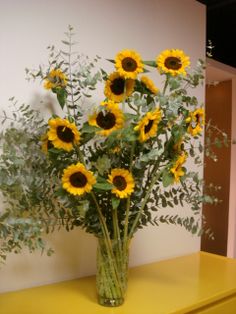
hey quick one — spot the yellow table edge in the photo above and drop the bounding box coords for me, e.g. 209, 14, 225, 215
1, 251, 236, 314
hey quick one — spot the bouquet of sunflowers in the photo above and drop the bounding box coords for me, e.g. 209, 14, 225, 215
0, 26, 225, 306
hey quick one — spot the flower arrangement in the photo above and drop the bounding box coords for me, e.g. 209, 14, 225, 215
0, 26, 228, 306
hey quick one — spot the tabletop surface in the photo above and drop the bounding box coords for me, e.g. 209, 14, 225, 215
1, 251, 236, 314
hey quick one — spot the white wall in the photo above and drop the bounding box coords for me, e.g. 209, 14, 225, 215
0, 0, 205, 292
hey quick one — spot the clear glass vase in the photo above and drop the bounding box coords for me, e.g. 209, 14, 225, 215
96, 237, 129, 307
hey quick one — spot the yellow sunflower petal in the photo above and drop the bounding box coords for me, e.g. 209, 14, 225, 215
108, 168, 135, 199
88, 100, 124, 136
44, 68, 68, 90
104, 71, 135, 103
62, 163, 96, 196
156, 49, 190, 76
134, 108, 162, 142
186, 108, 205, 136
140, 75, 159, 95
170, 153, 187, 183
47, 118, 80, 152
115, 49, 144, 79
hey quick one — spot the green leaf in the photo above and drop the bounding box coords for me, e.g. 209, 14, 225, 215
94, 155, 111, 175
161, 196, 167, 207
198, 143, 203, 153
203, 194, 214, 204
100, 69, 108, 80
77, 200, 89, 217
80, 132, 95, 145
61, 40, 70, 45
143, 68, 150, 73
214, 137, 222, 148
143, 60, 156, 67
106, 59, 115, 64
81, 122, 100, 133
111, 197, 120, 210
162, 170, 174, 188
93, 182, 113, 190
189, 147, 195, 157
140, 148, 160, 162
179, 193, 185, 206
55, 88, 67, 110
124, 113, 137, 120
0, 212, 9, 222
121, 127, 137, 142
168, 77, 181, 91
171, 125, 184, 141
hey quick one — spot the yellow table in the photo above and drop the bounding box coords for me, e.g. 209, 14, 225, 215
1, 252, 236, 314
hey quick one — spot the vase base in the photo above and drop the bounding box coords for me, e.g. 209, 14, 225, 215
98, 296, 124, 307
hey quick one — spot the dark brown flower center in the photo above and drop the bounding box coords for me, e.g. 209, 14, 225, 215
122, 57, 137, 72
164, 57, 182, 70
70, 172, 87, 188
57, 126, 75, 143
110, 78, 125, 95
113, 176, 127, 191
96, 111, 116, 130
144, 119, 154, 134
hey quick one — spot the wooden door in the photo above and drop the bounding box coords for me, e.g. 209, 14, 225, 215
201, 80, 232, 256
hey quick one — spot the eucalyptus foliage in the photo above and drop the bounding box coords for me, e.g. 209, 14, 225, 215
0, 26, 228, 263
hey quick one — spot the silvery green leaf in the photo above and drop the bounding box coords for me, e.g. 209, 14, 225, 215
140, 148, 161, 162
94, 155, 111, 175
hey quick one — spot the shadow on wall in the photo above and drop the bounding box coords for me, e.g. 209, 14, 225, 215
28, 92, 62, 118
0, 228, 97, 292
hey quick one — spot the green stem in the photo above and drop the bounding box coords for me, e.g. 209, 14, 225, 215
112, 207, 121, 243
67, 28, 76, 117
112, 207, 123, 272
76, 146, 121, 290
123, 142, 135, 250
128, 142, 135, 172
75, 120, 124, 296
112, 209, 118, 240
128, 168, 162, 240
163, 75, 169, 95
90, 193, 111, 246
122, 80, 128, 112
98, 244, 116, 299
91, 192, 123, 295
123, 197, 130, 251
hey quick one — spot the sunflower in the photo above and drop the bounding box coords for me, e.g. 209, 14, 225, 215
108, 168, 135, 198
170, 153, 187, 183
140, 75, 159, 95
47, 118, 80, 152
44, 68, 68, 90
40, 133, 54, 154
88, 101, 124, 136
115, 49, 144, 79
134, 108, 162, 142
156, 49, 190, 76
186, 108, 205, 136
62, 163, 96, 196
104, 72, 135, 102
